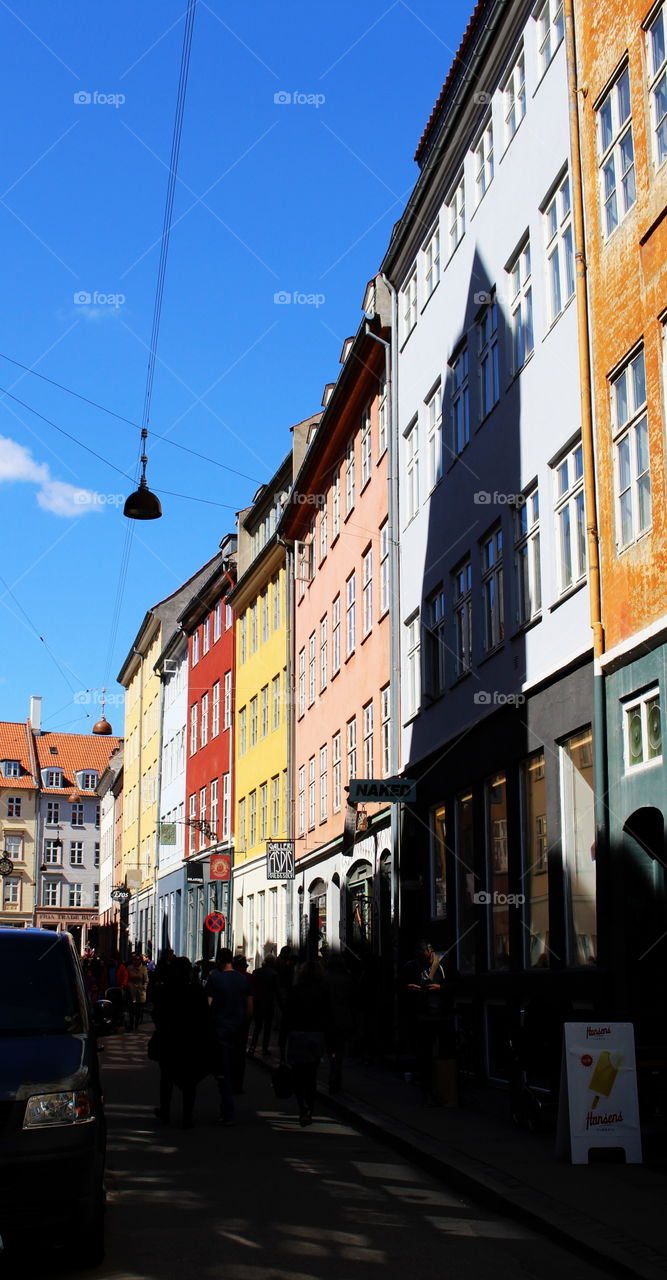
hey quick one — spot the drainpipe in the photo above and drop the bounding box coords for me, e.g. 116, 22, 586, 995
278, 537, 295, 947
564, 0, 608, 990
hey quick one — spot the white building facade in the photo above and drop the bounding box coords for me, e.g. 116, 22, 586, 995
155, 630, 188, 956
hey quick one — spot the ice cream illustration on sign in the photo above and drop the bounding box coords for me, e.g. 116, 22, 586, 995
589, 1050, 623, 1109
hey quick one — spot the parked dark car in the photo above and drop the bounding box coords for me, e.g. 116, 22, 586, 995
0, 928, 110, 1266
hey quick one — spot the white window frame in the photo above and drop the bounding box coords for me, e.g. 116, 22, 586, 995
363, 701, 374, 778
319, 503, 328, 563
332, 468, 341, 540
250, 695, 258, 748
508, 239, 534, 372
308, 633, 316, 706
210, 778, 219, 837
481, 527, 504, 653
536, 0, 564, 77
319, 745, 328, 822
623, 686, 662, 772
332, 595, 341, 675
298, 766, 306, 837
308, 756, 316, 829
379, 521, 389, 617
647, 4, 667, 169
249, 790, 257, 848
212, 681, 220, 737
405, 613, 421, 718
447, 174, 465, 256
190, 703, 198, 756
450, 345, 470, 455
362, 547, 373, 637
478, 295, 500, 418
402, 268, 418, 340
332, 732, 341, 812
405, 418, 420, 521
453, 560, 472, 678
426, 382, 443, 489
424, 588, 447, 698
69, 841, 83, 866
544, 172, 574, 323
424, 224, 441, 299
381, 686, 391, 777
71, 802, 84, 827
378, 383, 388, 457
261, 684, 269, 738
271, 775, 280, 837
260, 782, 268, 842
213, 601, 222, 641
361, 407, 372, 488
298, 648, 306, 718
611, 347, 651, 548
597, 65, 636, 238
346, 572, 356, 656
202, 616, 210, 655
515, 486, 542, 625
3, 877, 19, 905
474, 119, 494, 204
239, 706, 247, 756
320, 616, 328, 691
69, 883, 82, 909
222, 773, 231, 840
191, 630, 199, 666
200, 693, 209, 748
345, 440, 356, 515
43, 880, 59, 908
272, 674, 281, 730
503, 45, 526, 144
553, 440, 586, 592
346, 717, 357, 784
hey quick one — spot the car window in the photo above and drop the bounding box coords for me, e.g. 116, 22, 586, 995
0, 936, 84, 1034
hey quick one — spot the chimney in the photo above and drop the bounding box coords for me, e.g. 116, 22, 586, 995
29, 695, 42, 733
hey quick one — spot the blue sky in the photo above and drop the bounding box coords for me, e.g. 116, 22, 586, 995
0, 0, 472, 732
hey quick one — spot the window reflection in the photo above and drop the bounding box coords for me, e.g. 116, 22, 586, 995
561, 728, 596, 965
522, 752, 549, 968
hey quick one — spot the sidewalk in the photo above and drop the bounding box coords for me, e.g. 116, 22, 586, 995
256, 1050, 667, 1280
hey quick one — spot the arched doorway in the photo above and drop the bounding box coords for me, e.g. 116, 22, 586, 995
346, 860, 373, 955
620, 806, 667, 1038
308, 878, 328, 952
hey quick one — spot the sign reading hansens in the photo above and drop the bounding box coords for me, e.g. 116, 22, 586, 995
266, 841, 295, 881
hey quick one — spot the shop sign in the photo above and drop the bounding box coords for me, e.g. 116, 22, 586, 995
210, 853, 231, 881
348, 777, 416, 803
556, 1022, 642, 1163
186, 861, 204, 882
266, 841, 295, 880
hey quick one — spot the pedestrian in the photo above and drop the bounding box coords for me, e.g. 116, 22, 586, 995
127, 952, 149, 1031
231, 955, 253, 1091
104, 951, 129, 1031
401, 939, 446, 1103
205, 948, 253, 1124
151, 957, 211, 1129
249, 953, 280, 1058
323, 953, 355, 1093
280, 960, 333, 1127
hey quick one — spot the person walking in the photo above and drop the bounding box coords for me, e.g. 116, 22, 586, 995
401, 939, 446, 1102
249, 953, 280, 1058
280, 960, 333, 1127
151, 957, 211, 1129
127, 952, 149, 1032
104, 951, 129, 1031
205, 948, 253, 1124
323, 953, 355, 1094
231, 955, 253, 1091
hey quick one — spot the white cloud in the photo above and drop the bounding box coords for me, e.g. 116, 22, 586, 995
0, 435, 104, 518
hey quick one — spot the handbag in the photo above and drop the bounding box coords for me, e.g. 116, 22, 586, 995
271, 1062, 294, 1099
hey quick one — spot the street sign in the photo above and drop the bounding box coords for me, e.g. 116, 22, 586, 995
159, 822, 176, 845
110, 887, 131, 904
210, 853, 231, 881
0, 855, 14, 876
205, 911, 225, 933
348, 777, 417, 803
266, 841, 295, 880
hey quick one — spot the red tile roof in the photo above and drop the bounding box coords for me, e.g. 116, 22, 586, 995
414, 0, 487, 166
33, 732, 122, 796
0, 722, 37, 788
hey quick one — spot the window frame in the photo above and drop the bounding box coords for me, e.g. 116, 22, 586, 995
596, 64, 636, 238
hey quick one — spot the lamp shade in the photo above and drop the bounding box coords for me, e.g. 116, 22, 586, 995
123, 479, 162, 520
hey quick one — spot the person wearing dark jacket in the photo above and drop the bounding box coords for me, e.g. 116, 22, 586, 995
280, 961, 333, 1126
249, 954, 281, 1057
206, 948, 253, 1124
151, 957, 211, 1129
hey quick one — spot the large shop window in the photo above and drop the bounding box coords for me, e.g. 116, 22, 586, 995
309, 878, 327, 950
486, 774, 510, 969
455, 790, 477, 974
561, 728, 596, 965
522, 752, 549, 968
430, 804, 447, 918
346, 860, 373, 954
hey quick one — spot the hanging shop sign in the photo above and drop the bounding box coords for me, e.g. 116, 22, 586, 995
210, 853, 231, 881
556, 1022, 642, 1164
348, 777, 417, 804
110, 887, 131, 904
266, 841, 295, 880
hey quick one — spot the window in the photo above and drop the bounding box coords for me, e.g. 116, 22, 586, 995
308, 634, 316, 706
272, 674, 281, 730
647, 4, 667, 168
431, 804, 447, 918
213, 600, 222, 641
202, 616, 210, 655
478, 295, 500, 418
537, 0, 564, 76
298, 766, 306, 836
378, 382, 388, 457
250, 601, 258, 653
319, 617, 328, 691
250, 696, 258, 748
189, 793, 196, 853
43, 881, 58, 907
332, 468, 341, 540
192, 630, 199, 666
447, 175, 465, 255
481, 528, 504, 652
308, 757, 316, 829
3, 760, 20, 778
261, 685, 269, 737
612, 348, 650, 547
93, 884, 99, 909
597, 66, 636, 237
3, 877, 19, 905
379, 521, 389, 616
222, 773, 231, 840
94, 841, 100, 867
249, 790, 257, 847
424, 225, 440, 298
69, 841, 83, 866
381, 686, 391, 776
71, 803, 84, 827
5, 833, 22, 858
405, 613, 421, 717
46, 801, 59, 824
624, 686, 662, 769
212, 681, 220, 737
43, 839, 61, 864
450, 346, 470, 454
554, 441, 586, 591
272, 575, 281, 630
224, 671, 232, 730
402, 268, 418, 339
362, 548, 373, 637
81, 771, 97, 790
361, 407, 372, 488
426, 383, 443, 489
474, 120, 494, 203
190, 703, 198, 755
508, 240, 534, 371
271, 775, 280, 837
69, 883, 82, 909
200, 693, 209, 748
504, 46, 526, 142
486, 774, 510, 968
346, 572, 356, 656
239, 706, 247, 756
319, 745, 328, 821
332, 732, 341, 812
45, 769, 62, 788
405, 418, 419, 520
319, 504, 328, 563
345, 440, 356, 515
210, 778, 219, 838
298, 648, 306, 717
199, 787, 207, 842
346, 717, 357, 783
522, 753, 549, 968
239, 615, 247, 664
545, 173, 574, 322
332, 595, 341, 675
363, 702, 374, 778
453, 560, 472, 677
260, 782, 268, 841
95, 803, 101, 828
515, 487, 541, 624
262, 589, 269, 643
7, 796, 21, 818
424, 588, 446, 697
561, 729, 596, 965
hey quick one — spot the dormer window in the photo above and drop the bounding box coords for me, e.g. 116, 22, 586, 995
78, 771, 98, 790
43, 769, 63, 788
3, 761, 20, 778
